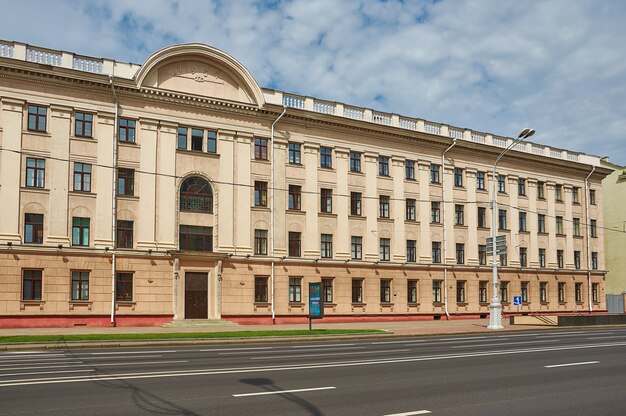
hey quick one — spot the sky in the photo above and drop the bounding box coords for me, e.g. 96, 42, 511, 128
1, 0, 625, 165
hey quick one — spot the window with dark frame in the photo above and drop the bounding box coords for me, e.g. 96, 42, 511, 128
117, 168, 134, 196
573, 218, 581, 236
518, 178, 526, 196
321, 234, 333, 258
288, 143, 301, 164
456, 243, 465, 265
408, 280, 418, 303
72, 217, 90, 246
456, 281, 466, 303
26, 158, 45, 188
28, 105, 47, 132
322, 278, 333, 303
432, 280, 442, 303
430, 164, 440, 184
350, 152, 361, 172
454, 204, 464, 225
539, 248, 546, 268
558, 282, 565, 302
22, 269, 42, 301
379, 238, 390, 261
180, 177, 213, 213
177, 127, 188, 150
476, 171, 486, 190
431, 202, 441, 223
289, 277, 302, 303
574, 250, 581, 269
207, 131, 217, 153
254, 229, 268, 255
380, 279, 391, 303
538, 214, 546, 233
521, 281, 529, 302
479, 281, 488, 303
405, 160, 415, 180
352, 279, 363, 303
478, 207, 487, 228
589, 189, 596, 205
540, 282, 548, 303
24, 213, 43, 244
288, 232, 301, 257
592, 283, 599, 302
519, 247, 527, 267
379, 195, 390, 218
351, 236, 362, 260
378, 156, 390, 176
254, 138, 268, 160
255, 276, 268, 303
320, 188, 332, 213
406, 198, 416, 221
116, 220, 133, 249
71, 271, 89, 301
118, 119, 136, 143
556, 216, 564, 235
590, 219, 597, 237
572, 187, 580, 204
498, 209, 507, 230
497, 175, 506, 193
519, 211, 527, 232
557, 249, 564, 268
432, 242, 441, 263
191, 128, 203, 151
288, 185, 301, 210
592, 252, 598, 270
537, 181, 545, 199
116, 272, 133, 302
179, 225, 213, 252
454, 168, 463, 187
73, 162, 92, 192
350, 192, 362, 216
320, 147, 332, 168
75, 112, 93, 137
575, 283, 582, 302
406, 240, 417, 262
478, 245, 487, 265
499, 252, 508, 267
254, 181, 268, 207
500, 281, 508, 303
555, 184, 563, 201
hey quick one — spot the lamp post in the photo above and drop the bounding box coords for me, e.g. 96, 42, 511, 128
488, 127, 535, 329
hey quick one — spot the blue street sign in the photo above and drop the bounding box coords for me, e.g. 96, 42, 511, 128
513, 296, 522, 306
309, 282, 324, 319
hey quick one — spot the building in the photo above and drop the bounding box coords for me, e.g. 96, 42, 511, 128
0, 39, 612, 327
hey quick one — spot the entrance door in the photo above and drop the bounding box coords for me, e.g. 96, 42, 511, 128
185, 272, 208, 319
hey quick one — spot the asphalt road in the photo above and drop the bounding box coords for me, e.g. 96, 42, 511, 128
1, 328, 625, 416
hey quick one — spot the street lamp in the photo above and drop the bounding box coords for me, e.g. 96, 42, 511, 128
488, 127, 535, 329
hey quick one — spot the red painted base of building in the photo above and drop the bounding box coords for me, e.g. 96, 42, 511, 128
0, 315, 174, 328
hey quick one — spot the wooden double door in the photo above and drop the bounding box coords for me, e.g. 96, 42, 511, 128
185, 272, 208, 319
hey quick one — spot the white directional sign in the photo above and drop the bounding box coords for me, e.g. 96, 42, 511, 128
486, 235, 507, 255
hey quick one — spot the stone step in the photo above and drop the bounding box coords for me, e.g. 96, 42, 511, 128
163, 319, 240, 328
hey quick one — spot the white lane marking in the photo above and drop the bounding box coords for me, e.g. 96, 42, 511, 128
1, 341, 624, 387
536, 331, 617, 338
91, 350, 176, 355
384, 411, 431, 416
0, 354, 66, 360
452, 340, 557, 348
79, 355, 162, 361
220, 347, 367, 355
372, 340, 427, 345
291, 343, 356, 348
587, 336, 626, 340
0, 369, 95, 377
233, 386, 336, 397
0, 360, 79, 368
250, 349, 410, 360
2, 351, 49, 354
0, 360, 189, 372
496, 333, 541, 338
545, 361, 600, 368
200, 347, 274, 352
442, 336, 487, 341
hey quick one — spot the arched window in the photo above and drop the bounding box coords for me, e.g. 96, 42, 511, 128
180, 176, 213, 213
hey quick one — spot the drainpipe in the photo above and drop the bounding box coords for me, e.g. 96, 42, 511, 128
109, 75, 119, 326
441, 139, 457, 319
585, 165, 596, 313
270, 106, 287, 324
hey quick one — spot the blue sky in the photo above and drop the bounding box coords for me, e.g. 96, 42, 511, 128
1, 0, 625, 164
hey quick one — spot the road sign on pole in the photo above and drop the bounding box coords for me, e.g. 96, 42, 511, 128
486, 235, 507, 256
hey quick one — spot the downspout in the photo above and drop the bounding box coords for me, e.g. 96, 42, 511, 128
441, 139, 457, 319
585, 165, 596, 313
109, 75, 119, 327
270, 106, 287, 324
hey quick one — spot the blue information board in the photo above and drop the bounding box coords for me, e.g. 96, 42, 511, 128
513, 296, 522, 306
309, 282, 324, 319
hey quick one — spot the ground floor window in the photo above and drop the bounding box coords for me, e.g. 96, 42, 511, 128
22, 269, 42, 300
540, 282, 548, 303
575, 283, 582, 302
380, 279, 391, 303
352, 279, 363, 303
479, 281, 488, 303
116, 272, 133, 302
71, 271, 89, 301
558, 282, 565, 303
432, 280, 442, 303
407, 280, 418, 303
255, 276, 268, 303
289, 277, 302, 303
521, 282, 529, 303
322, 278, 333, 303
500, 281, 508, 303
456, 281, 465, 303
592, 283, 599, 303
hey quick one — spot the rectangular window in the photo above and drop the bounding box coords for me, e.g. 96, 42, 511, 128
558, 282, 566, 302
538, 214, 546, 233
71, 271, 89, 301
537, 181, 545, 199
589, 189, 596, 205
380, 279, 391, 303
572, 187, 580, 204
591, 252, 598, 270
479, 281, 488, 303
288, 232, 301, 257
519, 211, 527, 232
432, 242, 441, 263
322, 278, 333, 303
556, 216, 564, 235
288, 143, 301, 164
406, 198, 416, 221
592, 283, 599, 303
72, 217, 90, 246
179, 225, 213, 251
380, 238, 391, 261
539, 248, 546, 268
456, 281, 466, 303
573, 218, 581, 236
24, 213, 43, 244
498, 209, 507, 230
177, 127, 187, 150
207, 131, 217, 153
478, 207, 487, 228
454, 204, 464, 226
454, 168, 463, 187
476, 171, 486, 190
407, 280, 418, 303
431, 202, 441, 223
118, 119, 136, 143
26, 158, 45, 188
321, 234, 333, 258
22, 269, 42, 300
350, 192, 362, 216
456, 243, 465, 265
351, 236, 362, 260
320, 188, 333, 213
28, 105, 47, 132
430, 164, 440, 184
499, 253, 508, 267
254, 229, 268, 255
406, 240, 417, 262
255, 276, 268, 302
497, 175, 506, 193
288, 185, 301, 210
405, 160, 415, 180
540, 282, 548, 303
289, 277, 302, 303
117, 168, 134, 196
379, 195, 390, 218
557, 249, 564, 268
116, 220, 133, 249
254, 181, 268, 207
73, 162, 92, 192
500, 281, 508, 303
75, 112, 93, 137
590, 219, 597, 237
521, 282, 529, 303
320, 147, 332, 168
378, 156, 390, 176
115, 272, 133, 302
478, 245, 487, 265
574, 250, 581, 270
518, 178, 526, 196
191, 128, 203, 151
519, 247, 527, 267
575, 283, 582, 302
555, 184, 563, 201
432, 280, 442, 303
352, 279, 363, 303
254, 138, 268, 160
349, 152, 361, 172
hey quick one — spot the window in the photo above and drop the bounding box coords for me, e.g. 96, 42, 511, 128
26, 158, 45, 188
479, 281, 488, 303
590, 219, 597, 237
72, 217, 90, 246
498, 209, 507, 230
537, 181, 545, 199
519, 247, 527, 267
592, 283, 599, 303
254, 181, 268, 207
406, 198, 416, 221
572, 187, 580, 204
573, 218, 581, 236
518, 178, 526, 196
75, 112, 93, 137
71, 271, 89, 301
540, 282, 548, 303
321, 188, 333, 213
589, 189, 596, 205
380, 279, 391, 303
116, 272, 133, 302
519, 211, 527, 232
539, 248, 546, 268
555, 184, 563, 201
591, 252, 598, 270
521, 282, 529, 303
405, 160, 415, 180
454, 205, 464, 226
352, 279, 363, 303
538, 214, 546, 233
498, 175, 506, 193
558, 282, 566, 303
431, 202, 441, 223
473, 172, 486, 191
207, 131, 217, 153
407, 280, 418, 303
478, 207, 487, 228
456, 281, 466, 303
118, 119, 136, 143
406, 240, 417, 262
379, 195, 390, 218
288, 143, 301, 164
117, 168, 134, 196
478, 245, 487, 265
320, 147, 332, 168
380, 238, 390, 261
556, 216, 564, 235
254, 229, 268, 255
322, 278, 333, 303
288, 185, 301, 210
116, 220, 133, 249
573, 282, 582, 303
191, 129, 203, 151
22, 269, 42, 300
500, 281, 508, 303
350, 152, 361, 172
288, 232, 301, 257
432, 242, 441, 263
456, 243, 465, 265
499, 253, 508, 267
430, 164, 440, 184
432, 280, 442, 303
73, 162, 92, 192
454, 168, 463, 187
289, 277, 302, 303
557, 249, 564, 269
350, 192, 362, 216
378, 156, 390, 176
28, 105, 47, 132
254, 138, 268, 160
180, 177, 213, 213
24, 213, 43, 244
255, 276, 268, 302
574, 251, 581, 270
351, 236, 362, 260
179, 225, 213, 252
177, 127, 187, 150
321, 234, 333, 258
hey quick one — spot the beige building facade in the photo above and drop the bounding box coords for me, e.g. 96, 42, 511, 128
0, 40, 611, 327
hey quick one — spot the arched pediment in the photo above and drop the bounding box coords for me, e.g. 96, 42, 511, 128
135, 44, 265, 106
